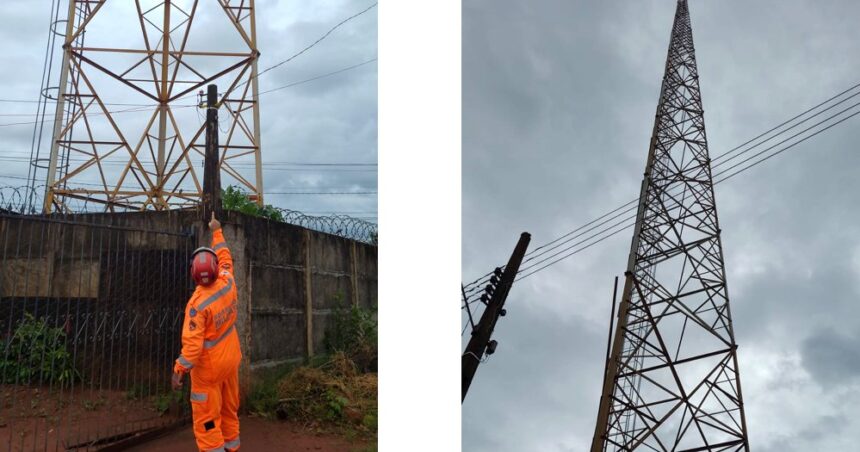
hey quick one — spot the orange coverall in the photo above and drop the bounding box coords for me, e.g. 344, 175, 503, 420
174, 228, 242, 452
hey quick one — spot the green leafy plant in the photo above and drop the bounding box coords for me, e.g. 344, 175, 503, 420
247, 381, 280, 418
153, 390, 184, 415
0, 313, 80, 386
222, 185, 284, 222
82, 396, 106, 412
362, 411, 377, 430
125, 383, 148, 401
324, 388, 349, 421
323, 295, 378, 372
273, 354, 377, 437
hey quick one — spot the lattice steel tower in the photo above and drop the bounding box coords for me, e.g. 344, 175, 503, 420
42, 0, 263, 212
591, 1, 749, 450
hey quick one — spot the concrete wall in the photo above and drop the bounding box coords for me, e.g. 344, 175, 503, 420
233, 212, 378, 369
0, 214, 190, 302
0, 209, 378, 388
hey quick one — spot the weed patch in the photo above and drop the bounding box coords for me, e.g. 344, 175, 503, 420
0, 313, 81, 386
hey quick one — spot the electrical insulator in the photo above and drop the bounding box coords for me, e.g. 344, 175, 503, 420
480, 293, 489, 304
485, 284, 494, 295
490, 275, 498, 285
499, 308, 507, 317
486, 340, 498, 355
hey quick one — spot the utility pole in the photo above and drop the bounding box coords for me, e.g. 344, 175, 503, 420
202, 84, 223, 222
591, 1, 749, 450
462, 232, 530, 402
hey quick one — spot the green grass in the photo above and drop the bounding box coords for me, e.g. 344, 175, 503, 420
245, 361, 298, 418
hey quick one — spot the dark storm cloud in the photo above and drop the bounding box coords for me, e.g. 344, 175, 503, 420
801, 329, 860, 386
463, 1, 860, 451
0, 0, 376, 219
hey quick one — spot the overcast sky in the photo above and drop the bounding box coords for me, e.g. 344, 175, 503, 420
463, 1, 860, 451
0, 0, 376, 220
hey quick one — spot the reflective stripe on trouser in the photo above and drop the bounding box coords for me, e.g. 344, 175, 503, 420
224, 436, 240, 450
190, 367, 241, 451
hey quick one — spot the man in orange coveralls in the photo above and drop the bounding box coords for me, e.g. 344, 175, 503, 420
172, 213, 242, 452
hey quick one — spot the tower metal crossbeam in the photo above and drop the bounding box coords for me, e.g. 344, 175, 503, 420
42, 0, 264, 213
591, 1, 750, 450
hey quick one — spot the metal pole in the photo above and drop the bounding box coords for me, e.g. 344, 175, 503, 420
602, 277, 619, 378
461, 232, 530, 402
203, 84, 222, 221
595, 276, 619, 437
248, 0, 265, 207
43, 0, 77, 213
156, 1, 171, 189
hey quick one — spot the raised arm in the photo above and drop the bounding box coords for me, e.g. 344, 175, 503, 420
209, 213, 233, 277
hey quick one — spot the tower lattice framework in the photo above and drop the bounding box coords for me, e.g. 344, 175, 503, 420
591, 1, 749, 450
43, 0, 264, 212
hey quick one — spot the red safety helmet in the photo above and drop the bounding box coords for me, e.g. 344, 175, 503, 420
191, 247, 218, 286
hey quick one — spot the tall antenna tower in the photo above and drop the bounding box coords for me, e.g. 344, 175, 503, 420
42, 0, 264, 212
591, 1, 749, 450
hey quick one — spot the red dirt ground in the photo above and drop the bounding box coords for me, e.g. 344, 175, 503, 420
125, 416, 374, 452
1, 386, 183, 451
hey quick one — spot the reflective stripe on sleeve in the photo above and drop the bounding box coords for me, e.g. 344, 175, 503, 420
177, 356, 194, 369
213, 242, 227, 251
224, 437, 240, 449
197, 277, 233, 311
204, 324, 236, 349
190, 392, 208, 402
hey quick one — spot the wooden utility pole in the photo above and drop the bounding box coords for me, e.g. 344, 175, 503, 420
202, 84, 223, 221
461, 232, 530, 402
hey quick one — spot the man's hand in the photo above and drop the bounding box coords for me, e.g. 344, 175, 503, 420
209, 212, 221, 231
171, 371, 184, 390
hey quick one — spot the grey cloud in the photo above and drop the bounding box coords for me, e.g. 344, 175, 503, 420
801, 330, 860, 386
463, 0, 860, 450
0, 1, 376, 219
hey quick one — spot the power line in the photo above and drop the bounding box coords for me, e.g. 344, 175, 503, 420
264, 191, 377, 195
513, 110, 860, 282
0, 173, 378, 197
1, 4, 378, 129
515, 97, 860, 275
0, 105, 196, 127
0, 99, 176, 107
262, 162, 376, 166
259, 58, 377, 96
169, 2, 378, 103
524, 86, 860, 265
254, 3, 377, 81
0, 150, 375, 167
0, 156, 378, 173
0, 56, 377, 117
464, 80, 860, 291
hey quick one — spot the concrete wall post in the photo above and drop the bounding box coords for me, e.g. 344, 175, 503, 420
351, 241, 359, 307
304, 229, 314, 358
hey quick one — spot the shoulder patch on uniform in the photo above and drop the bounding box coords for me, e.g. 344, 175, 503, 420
189, 307, 197, 317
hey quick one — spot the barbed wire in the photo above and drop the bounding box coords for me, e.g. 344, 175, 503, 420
0, 185, 378, 244
273, 207, 377, 244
